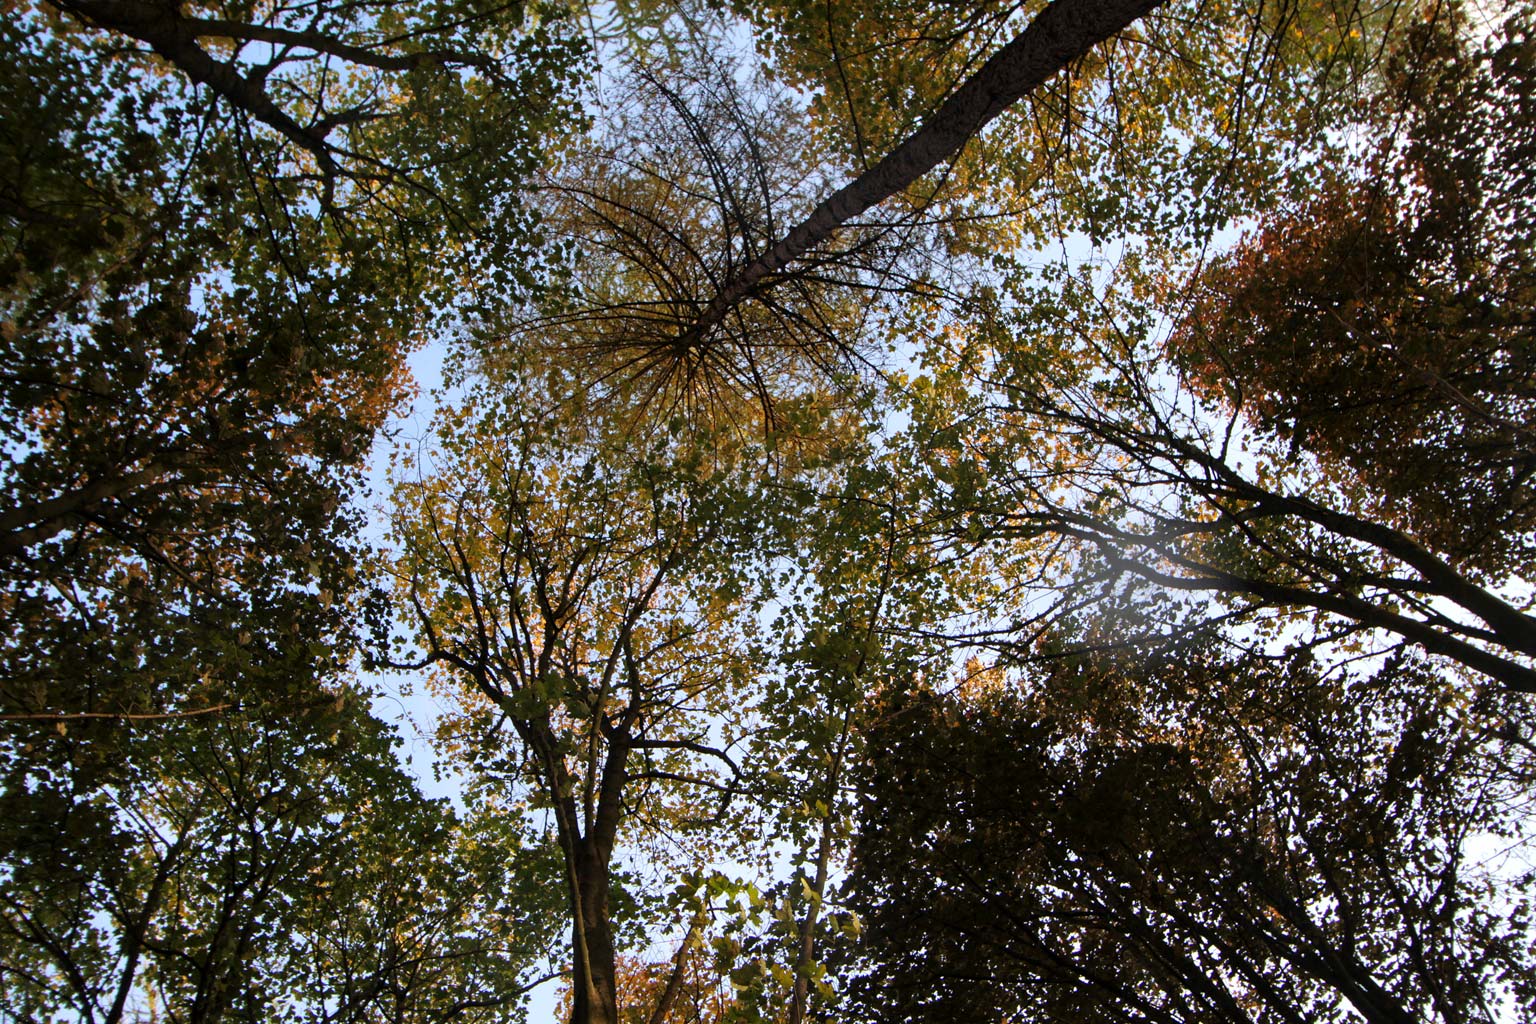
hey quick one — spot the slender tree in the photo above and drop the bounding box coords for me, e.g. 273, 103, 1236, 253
391, 352, 771, 1024
562, 0, 1165, 396
671, 0, 1164, 347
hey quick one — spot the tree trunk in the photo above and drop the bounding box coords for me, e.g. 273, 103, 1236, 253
560, 718, 633, 1024
48, 0, 334, 169
647, 923, 701, 1024
568, 839, 621, 1024
789, 708, 854, 1024
676, 0, 1166, 351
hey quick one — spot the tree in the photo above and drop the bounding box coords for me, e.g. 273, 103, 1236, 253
3, 0, 580, 569
639, 0, 1397, 390
2, 5, 585, 1017
390, 353, 771, 1024
403, 11, 1489, 1021
0, 0, 584, 719
841, 638, 1536, 1024
891, 1, 1536, 692
669, 0, 1164, 349
39, 0, 584, 229
1, 16, 375, 721
10, 2, 1536, 1023
1174, 6, 1536, 579
0, 0, 585, 836
498, 33, 867, 428
550, 873, 763, 1024
0, 691, 558, 1023
546, 0, 1168, 407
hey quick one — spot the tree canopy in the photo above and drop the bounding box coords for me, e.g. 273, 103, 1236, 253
4, 0, 1535, 1022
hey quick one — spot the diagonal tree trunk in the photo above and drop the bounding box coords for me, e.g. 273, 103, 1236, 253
675, 0, 1166, 352
48, 0, 336, 170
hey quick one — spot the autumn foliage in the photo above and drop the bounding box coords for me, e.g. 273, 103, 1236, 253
1175, 11, 1536, 576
